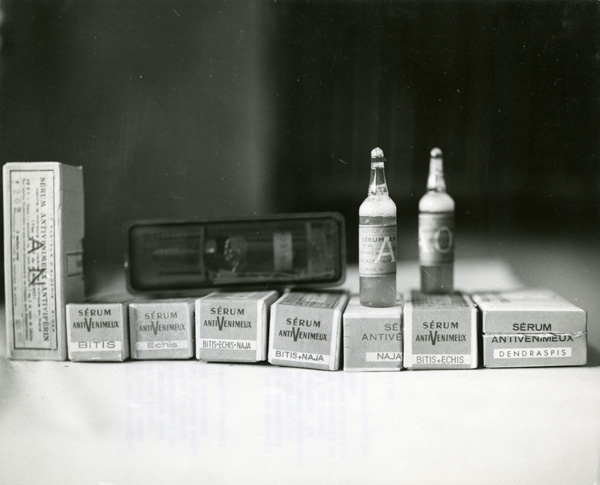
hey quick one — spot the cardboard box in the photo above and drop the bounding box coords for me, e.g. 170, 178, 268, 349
3, 162, 84, 360
343, 296, 403, 371
66, 300, 130, 362
196, 291, 279, 362
472, 289, 587, 368
129, 300, 194, 359
268, 291, 349, 371
403, 291, 478, 370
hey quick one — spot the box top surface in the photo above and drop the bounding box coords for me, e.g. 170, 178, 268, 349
404, 290, 475, 310
67, 301, 130, 308
344, 296, 402, 318
472, 289, 585, 313
473, 288, 586, 334
200, 291, 279, 302
275, 291, 348, 310
129, 298, 195, 307
3, 161, 82, 171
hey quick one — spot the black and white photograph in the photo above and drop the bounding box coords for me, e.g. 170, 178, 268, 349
0, 1, 599, 483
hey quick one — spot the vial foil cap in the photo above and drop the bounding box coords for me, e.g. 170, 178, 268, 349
371, 147, 384, 159
430, 147, 443, 159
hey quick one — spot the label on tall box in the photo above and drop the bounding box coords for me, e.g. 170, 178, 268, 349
11, 170, 57, 350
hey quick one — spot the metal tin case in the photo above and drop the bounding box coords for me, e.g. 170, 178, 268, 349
125, 213, 346, 295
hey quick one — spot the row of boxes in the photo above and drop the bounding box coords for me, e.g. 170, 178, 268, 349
4, 162, 587, 369
65, 288, 587, 370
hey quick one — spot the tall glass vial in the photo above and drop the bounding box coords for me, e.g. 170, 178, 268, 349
419, 148, 455, 293
359, 147, 397, 307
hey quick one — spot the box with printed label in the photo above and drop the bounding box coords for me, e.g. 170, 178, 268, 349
343, 296, 403, 372
268, 291, 349, 371
403, 291, 478, 370
196, 291, 279, 362
472, 289, 587, 368
129, 300, 194, 359
66, 300, 130, 362
3, 162, 84, 360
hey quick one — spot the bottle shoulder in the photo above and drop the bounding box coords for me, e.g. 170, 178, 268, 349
418, 191, 455, 212
359, 195, 397, 217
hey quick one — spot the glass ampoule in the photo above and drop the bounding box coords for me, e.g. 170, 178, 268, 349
418, 147, 455, 293
359, 147, 397, 307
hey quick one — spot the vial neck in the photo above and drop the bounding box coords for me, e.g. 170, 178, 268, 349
368, 162, 389, 196
427, 158, 446, 192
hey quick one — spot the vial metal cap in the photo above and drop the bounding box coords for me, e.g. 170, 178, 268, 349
430, 147, 443, 159
371, 147, 384, 159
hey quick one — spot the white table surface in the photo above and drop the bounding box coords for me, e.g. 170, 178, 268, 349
1, 260, 599, 485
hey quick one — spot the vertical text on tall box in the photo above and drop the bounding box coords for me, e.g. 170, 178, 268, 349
3, 162, 84, 360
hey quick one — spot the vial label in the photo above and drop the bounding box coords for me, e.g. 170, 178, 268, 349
419, 213, 454, 265
359, 225, 397, 276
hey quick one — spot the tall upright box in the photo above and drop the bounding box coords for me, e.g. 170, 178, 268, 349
3, 162, 84, 360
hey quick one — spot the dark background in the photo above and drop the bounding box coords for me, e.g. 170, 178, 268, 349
1, 0, 599, 286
